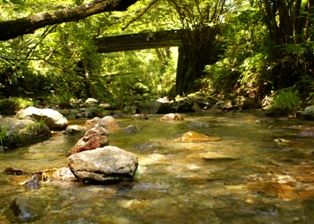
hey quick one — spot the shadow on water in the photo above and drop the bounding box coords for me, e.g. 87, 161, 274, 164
1, 112, 314, 223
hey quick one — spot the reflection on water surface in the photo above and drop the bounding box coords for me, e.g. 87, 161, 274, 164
1, 112, 314, 223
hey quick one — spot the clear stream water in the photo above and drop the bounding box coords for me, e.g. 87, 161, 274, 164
1, 112, 314, 223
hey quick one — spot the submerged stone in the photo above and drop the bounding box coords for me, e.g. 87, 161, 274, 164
188, 120, 212, 128
42, 167, 77, 182
131, 113, 149, 120
122, 125, 142, 134
201, 152, 239, 160
298, 127, 314, 137
159, 113, 184, 121
247, 165, 314, 201
85, 117, 101, 128
65, 125, 86, 134
175, 131, 221, 142
9, 196, 47, 223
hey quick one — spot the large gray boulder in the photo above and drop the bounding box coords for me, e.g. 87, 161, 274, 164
67, 146, 138, 183
16, 106, 68, 130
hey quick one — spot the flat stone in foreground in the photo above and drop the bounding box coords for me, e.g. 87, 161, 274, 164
67, 146, 138, 183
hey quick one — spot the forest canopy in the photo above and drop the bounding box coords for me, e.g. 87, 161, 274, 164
0, 0, 314, 112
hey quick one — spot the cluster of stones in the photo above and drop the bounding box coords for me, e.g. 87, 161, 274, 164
67, 116, 138, 184
65, 113, 188, 184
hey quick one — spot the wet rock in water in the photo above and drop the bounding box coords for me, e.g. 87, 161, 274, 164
76, 110, 98, 119
131, 113, 148, 120
26, 175, 41, 190
201, 152, 239, 160
9, 196, 47, 222
247, 181, 298, 200
122, 125, 142, 134
16, 106, 68, 130
159, 113, 184, 121
298, 127, 314, 137
246, 165, 314, 200
296, 105, 314, 120
88, 125, 108, 135
85, 117, 101, 128
65, 125, 86, 134
42, 167, 77, 182
95, 116, 120, 132
175, 131, 221, 142
0, 117, 52, 149
188, 120, 216, 128
18, 175, 41, 190
4, 167, 26, 175
71, 126, 109, 154
132, 182, 170, 192
67, 146, 138, 183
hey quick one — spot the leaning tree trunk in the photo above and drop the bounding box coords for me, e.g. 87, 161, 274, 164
0, 0, 138, 41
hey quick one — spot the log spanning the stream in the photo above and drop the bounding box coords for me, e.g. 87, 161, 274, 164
95, 29, 184, 53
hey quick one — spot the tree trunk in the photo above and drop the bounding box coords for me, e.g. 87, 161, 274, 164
179, 26, 222, 94
262, 0, 314, 90
0, 0, 138, 41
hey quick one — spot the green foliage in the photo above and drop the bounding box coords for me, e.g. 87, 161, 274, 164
47, 92, 75, 109
0, 98, 33, 115
204, 58, 234, 91
97, 47, 177, 107
257, 0, 314, 92
1, 0, 314, 107
300, 74, 314, 103
15, 98, 34, 109
271, 88, 301, 114
0, 0, 180, 106
0, 125, 8, 147
202, 3, 272, 98
25, 118, 50, 136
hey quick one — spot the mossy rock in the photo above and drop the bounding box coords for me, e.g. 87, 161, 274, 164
0, 117, 51, 150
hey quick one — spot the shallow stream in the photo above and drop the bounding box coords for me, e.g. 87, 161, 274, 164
1, 112, 314, 223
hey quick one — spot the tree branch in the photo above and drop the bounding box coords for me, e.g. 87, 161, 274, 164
122, 0, 159, 30
0, 0, 138, 41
